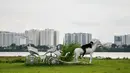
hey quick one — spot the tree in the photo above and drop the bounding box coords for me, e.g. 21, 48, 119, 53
111, 44, 117, 48
60, 43, 80, 61
95, 47, 102, 52
10, 43, 16, 49
0, 46, 2, 49
19, 45, 23, 50
122, 44, 127, 48
127, 45, 130, 48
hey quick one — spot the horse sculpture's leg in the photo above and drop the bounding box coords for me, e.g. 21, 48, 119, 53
75, 53, 80, 63
74, 48, 81, 63
74, 53, 78, 62
75, 55, 78, 62
89, 53, 92, 64
74, 52, 76, 62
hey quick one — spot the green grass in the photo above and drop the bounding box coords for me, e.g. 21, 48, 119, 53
0, 58, 130, 73
0, 56, 25, 63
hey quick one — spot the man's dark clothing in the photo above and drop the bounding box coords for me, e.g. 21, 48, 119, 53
81, 42, 93, 57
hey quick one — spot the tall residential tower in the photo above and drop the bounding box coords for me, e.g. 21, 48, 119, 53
64, 33, 92, 45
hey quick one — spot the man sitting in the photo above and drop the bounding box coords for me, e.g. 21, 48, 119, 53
81, 41, 94, 57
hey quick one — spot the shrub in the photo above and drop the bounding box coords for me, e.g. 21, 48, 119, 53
0, 56, 25, 63
60, 43, 80, 61
123, 57, 128, 60
105, 57, 112, 60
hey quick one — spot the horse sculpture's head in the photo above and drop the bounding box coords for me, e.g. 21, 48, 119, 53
91, 39, 102, 47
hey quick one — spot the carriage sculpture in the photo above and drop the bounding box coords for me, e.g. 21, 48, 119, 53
25, 39, 102, 65
25, 45, 71, 65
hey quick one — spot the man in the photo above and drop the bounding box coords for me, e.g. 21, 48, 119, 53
81, 41, 94, 57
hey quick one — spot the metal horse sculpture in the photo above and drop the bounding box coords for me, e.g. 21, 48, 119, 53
73, 39, 102, 63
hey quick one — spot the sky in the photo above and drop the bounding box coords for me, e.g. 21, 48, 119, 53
0, 0, 130, 44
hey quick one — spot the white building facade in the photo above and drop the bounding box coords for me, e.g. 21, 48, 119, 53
126, 34, 130, 45
114, 36, 122, 45
54, 31, 59, 46
114, 34, 130, 45
39, 29, 59, 46
25, 29, 40, 46
0, 31, 27, 47
0, 29, 59, 47
64, 33, 92, 45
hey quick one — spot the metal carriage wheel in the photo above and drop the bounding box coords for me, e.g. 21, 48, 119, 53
25, 55, 39, 65
46, 56, 59, 65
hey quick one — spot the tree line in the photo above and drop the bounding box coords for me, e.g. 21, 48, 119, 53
0, 43, 130, 52
0, 43, 50, 52
95, 44, 130, 52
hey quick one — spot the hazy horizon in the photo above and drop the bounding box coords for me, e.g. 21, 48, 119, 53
1, 0, 130, 44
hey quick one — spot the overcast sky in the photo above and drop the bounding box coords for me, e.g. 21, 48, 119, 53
0, 0, 130, 44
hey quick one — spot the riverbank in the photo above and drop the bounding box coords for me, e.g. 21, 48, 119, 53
0, 58, 130, 73
0, 56, 129, 63
1, 52, 130, 59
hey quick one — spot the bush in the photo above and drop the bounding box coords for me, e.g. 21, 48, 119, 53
60, 43, 80, 61
105, 57, 112, 60
0, 56, 25, 63
123, 57, 129, 60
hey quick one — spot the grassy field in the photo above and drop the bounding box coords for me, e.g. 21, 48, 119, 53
0, 57, 130, 73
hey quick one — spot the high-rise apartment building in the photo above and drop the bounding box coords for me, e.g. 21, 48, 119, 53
39, 29, 59, 46
0, 28, 59, 47
0, 31, 27, 47
25, 29, 40, 46
114, 34, 130, 45
64, 33, 92, 45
